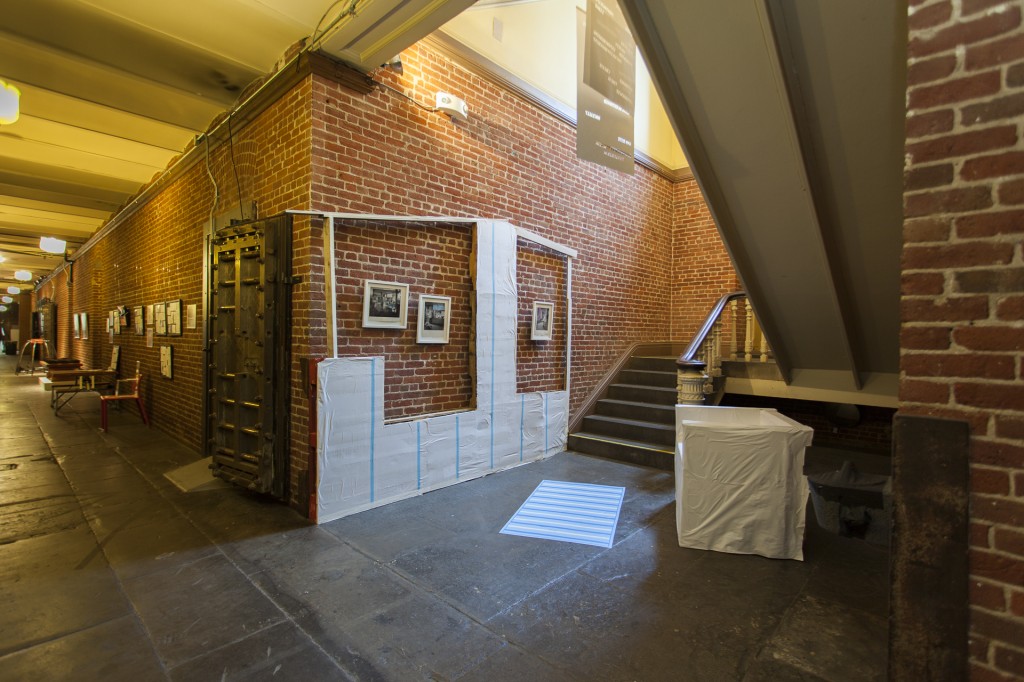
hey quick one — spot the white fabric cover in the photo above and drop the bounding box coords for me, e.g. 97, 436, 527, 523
675, 405, 813, 560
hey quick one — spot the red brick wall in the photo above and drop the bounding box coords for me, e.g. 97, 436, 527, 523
27, 40, 739, 516
35, 80, 312, 459
672, 178, 741, 344
516, 238, 567, 394
903, 2, 1024, 678
329, 219, 474, 420
310, 43, 679, 421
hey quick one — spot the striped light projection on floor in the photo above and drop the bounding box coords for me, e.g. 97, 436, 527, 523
500, 480, 626, 548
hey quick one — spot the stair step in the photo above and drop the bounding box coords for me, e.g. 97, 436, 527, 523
607, 383, 677, 405
617, 369, 677, 388
627, 355, 678, 372
567, 432, 675, 471
582, 414, 676, 445
596, 399, 676, 424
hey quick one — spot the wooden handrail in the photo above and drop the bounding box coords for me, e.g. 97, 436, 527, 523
678, 291, 747, 364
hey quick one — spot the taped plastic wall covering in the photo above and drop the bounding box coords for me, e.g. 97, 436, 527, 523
317, 221, 569, 523
674, 405, 813, 560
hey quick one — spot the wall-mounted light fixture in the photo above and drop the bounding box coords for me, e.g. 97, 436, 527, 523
0, 79, 19, 125
39, 237, 67, 254
7, 285, 20, 295
435, 92, 469, 122
14, 270, 32, 281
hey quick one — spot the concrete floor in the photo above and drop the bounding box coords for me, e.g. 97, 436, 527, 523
0, 354, 889, 681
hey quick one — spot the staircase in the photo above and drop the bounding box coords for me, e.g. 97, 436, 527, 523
567, 355, 678, 470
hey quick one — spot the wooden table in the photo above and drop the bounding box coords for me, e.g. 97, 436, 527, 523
49, 369, 117, 414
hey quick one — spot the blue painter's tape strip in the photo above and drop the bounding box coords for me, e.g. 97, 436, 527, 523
519, 394, 525, 462
370, 358, 376, 502
456, 414, 461, 480
490, 225, 496, 470
544, 393, 549, 455
416, 421, 422, 490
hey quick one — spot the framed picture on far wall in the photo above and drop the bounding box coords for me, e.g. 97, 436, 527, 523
72, 313, 80, 339
133, 306, 144, 335
417, 294, 451, 344
531, 301, 554, 341
362, 280, 408, 329
80, 312, 89, 340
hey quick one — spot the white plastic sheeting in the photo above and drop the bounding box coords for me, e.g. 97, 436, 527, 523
674, 405, 813, 560
316, 221, 569, 523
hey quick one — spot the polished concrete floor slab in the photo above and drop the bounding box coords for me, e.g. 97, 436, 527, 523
0, 356, 888, 681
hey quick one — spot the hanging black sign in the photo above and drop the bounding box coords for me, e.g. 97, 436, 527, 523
577, 0, 636, 174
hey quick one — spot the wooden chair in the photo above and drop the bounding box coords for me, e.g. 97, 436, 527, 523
100, 365, 149, 432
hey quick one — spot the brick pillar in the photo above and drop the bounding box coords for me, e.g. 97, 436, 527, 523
901, 1, 1024, 679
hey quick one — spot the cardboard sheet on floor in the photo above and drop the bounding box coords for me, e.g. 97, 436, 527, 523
317, 221, 568, 523
675, 405, 813, 560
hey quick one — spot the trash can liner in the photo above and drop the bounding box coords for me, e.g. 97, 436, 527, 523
808, 460, 891, 544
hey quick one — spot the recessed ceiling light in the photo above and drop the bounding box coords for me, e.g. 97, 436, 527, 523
14, 270, 32, 281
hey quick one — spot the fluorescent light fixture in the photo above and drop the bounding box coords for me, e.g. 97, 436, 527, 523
14, 270, 32, 281
0, 79, 19, 125
7, 286, 20, 294
1, 296, 11, 303
39, 237, 67, 254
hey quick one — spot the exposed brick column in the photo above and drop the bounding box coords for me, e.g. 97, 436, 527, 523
901, 1, 1024, 679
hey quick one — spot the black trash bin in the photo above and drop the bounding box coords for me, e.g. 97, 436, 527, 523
808, 461, 891, 545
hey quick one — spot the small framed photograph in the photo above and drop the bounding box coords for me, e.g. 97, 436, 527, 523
166, 299, 182, 336
417, 294, 451, 344
160, 345, 173, 379
133, 306, 144, 335
362, 280, 408, 329
531, 301, 554, 341
154, 302, 167, 335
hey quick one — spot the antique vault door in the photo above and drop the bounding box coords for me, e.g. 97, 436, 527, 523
206, 215, 293, 499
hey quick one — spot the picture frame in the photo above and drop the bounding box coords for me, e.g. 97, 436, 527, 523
133, 306, 144, 335
362, 280, 409, 329
417, 294, 451, 344
154, 302, 167, 335
166, 299, 182, 336
160, 345, 173, 379
72, 313, 80, 339
80, 312, 88, 340
531, 301, 554, 341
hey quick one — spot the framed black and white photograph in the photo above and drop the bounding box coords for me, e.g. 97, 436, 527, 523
417, 294, 451, 344
531, 301, 554, 341
154, 302, 167, 335
362, 280, 408, 329
166, 299, 182, 336
133, 306, 144, 335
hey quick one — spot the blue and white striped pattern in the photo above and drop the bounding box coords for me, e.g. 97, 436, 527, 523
500, 480, 626, 548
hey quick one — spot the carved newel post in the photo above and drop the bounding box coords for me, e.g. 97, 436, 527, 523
676, 358, 709, 405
